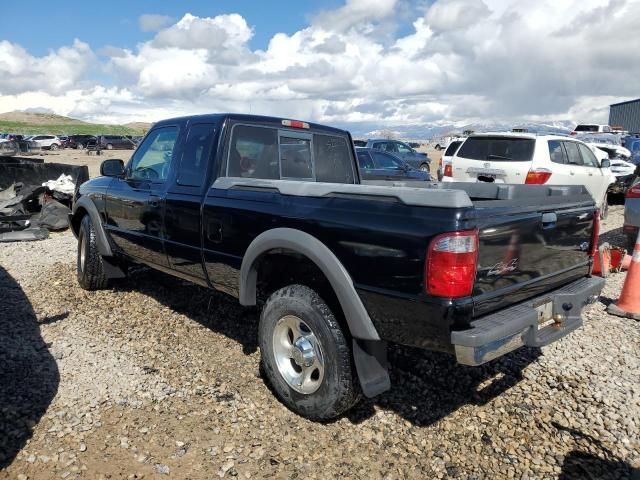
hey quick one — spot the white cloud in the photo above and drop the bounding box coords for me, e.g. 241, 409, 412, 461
139, 14, 173, 32
0, 39, 93, 96
1, 1, 639, 132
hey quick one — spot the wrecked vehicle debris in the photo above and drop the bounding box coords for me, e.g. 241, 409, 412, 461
0, 158, 89, 242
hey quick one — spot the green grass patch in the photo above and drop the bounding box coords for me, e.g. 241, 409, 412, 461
0, 120, 145, 136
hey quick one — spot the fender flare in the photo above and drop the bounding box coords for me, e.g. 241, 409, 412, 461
239, 228, 380, 342
71, 196, 113, 257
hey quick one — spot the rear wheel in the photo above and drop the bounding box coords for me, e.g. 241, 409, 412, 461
77, 215, 109, 290
49, 143, 59, 151
106, 143, 114, 150
77, 143, 83, 150
259, 285, 361, 420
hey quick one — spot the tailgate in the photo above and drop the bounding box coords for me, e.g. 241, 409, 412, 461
471, 200, 595, 317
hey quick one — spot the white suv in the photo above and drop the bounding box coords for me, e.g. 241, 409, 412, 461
30, 135, 61, 150
445, 133, 615, 214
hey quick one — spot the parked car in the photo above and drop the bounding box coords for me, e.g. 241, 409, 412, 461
624, 178, 640, 252
571, 124, 613, 135
353, 139, 367, 147
580, 134, 631, 159
96, 135, 136, 150
447, 133, 614, 216
30, 135, 62, 150
67, 135, 97, 150
70, 113, 604, 420
356, 147, 430, 181
624, 136, 640, 165
439, 139, 464, 181
364, 139, 431, 172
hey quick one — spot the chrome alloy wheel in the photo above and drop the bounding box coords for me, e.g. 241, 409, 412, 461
272, 315, 325, 394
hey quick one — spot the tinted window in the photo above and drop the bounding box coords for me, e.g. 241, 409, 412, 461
382, 142, 397, 153
177, 123, 215, 187
129, 126, 178, 182
314, 135, 354, 183
578, 143, 599, 167
227, 125, 278, 179
281, 136, 313, 179
357, 151, 374, 169
575, 125, 598, 132
548, 140, 567, 164
372, 151, 402, 169
444, 140, 462, 156
563, 141, 583, 165
457, 137, 535, 161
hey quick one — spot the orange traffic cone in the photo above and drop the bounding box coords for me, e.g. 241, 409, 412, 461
607, 230, 640, 321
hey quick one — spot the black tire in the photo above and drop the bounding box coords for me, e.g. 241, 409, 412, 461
49, 143, 59, 151
106, 143, 113, 150
259, 285, 361, 420
77, 143, 83, 150
419, 163, 430, 173
77, 215, 109, 290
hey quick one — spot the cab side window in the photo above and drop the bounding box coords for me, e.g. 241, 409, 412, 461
396, 142, 412, 154
577, 143, 600, 168
548, 140, 567, 164
563, 141, 583, 166
129, 126, 178, 182
227, 125, 279, 179
177, 124, 216, 187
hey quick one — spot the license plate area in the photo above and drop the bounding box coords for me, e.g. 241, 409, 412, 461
533, 298, 554, 330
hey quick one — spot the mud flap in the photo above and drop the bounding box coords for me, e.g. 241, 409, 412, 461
352, 339, 390, 398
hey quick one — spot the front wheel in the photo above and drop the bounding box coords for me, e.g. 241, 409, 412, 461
106, 143, 113, 150
77, 215, 109, 290
259, 285, 361, 420
419, 163, 430, 173
49, 143, 59, 151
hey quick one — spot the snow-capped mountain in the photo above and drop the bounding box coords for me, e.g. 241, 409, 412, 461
347, 120, 575, 141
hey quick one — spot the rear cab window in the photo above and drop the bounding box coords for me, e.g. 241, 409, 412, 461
456, 136, 535, 161
225, 123, 355, 184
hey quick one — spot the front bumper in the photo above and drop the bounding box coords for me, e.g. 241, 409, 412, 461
451, 276, 605, 366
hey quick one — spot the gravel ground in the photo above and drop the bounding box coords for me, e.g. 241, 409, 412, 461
0, 205, 638, 480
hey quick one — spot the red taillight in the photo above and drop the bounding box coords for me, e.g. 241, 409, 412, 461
426, 230, 478, 298
589, 209, 600, 258
626, 184, 640, 198
525, 169, 552, 184
444, 163, 453, 177
570, 131, 577, 136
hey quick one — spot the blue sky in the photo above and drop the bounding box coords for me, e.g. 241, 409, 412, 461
0, 0, 637, 132
3, 0, 345, 55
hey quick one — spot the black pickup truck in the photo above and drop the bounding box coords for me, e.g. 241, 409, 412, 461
70, 114, 604, 420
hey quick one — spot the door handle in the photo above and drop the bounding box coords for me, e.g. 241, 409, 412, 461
207, 220, 223, 242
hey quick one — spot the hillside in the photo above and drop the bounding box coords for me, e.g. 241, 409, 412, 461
0, 111, 147, 135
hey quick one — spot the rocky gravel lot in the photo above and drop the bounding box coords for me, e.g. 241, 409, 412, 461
1, 204, 639, 479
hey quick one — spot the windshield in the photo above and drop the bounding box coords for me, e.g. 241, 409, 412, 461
456, 137, 535, 161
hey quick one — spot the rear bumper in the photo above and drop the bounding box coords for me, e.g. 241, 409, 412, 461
451, 276, 605, 366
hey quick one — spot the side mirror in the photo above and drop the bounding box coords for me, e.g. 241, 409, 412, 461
600, 159, 611, 168
100, 159, 125, 177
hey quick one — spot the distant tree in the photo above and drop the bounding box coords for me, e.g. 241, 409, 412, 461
378, 129, 398, 140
